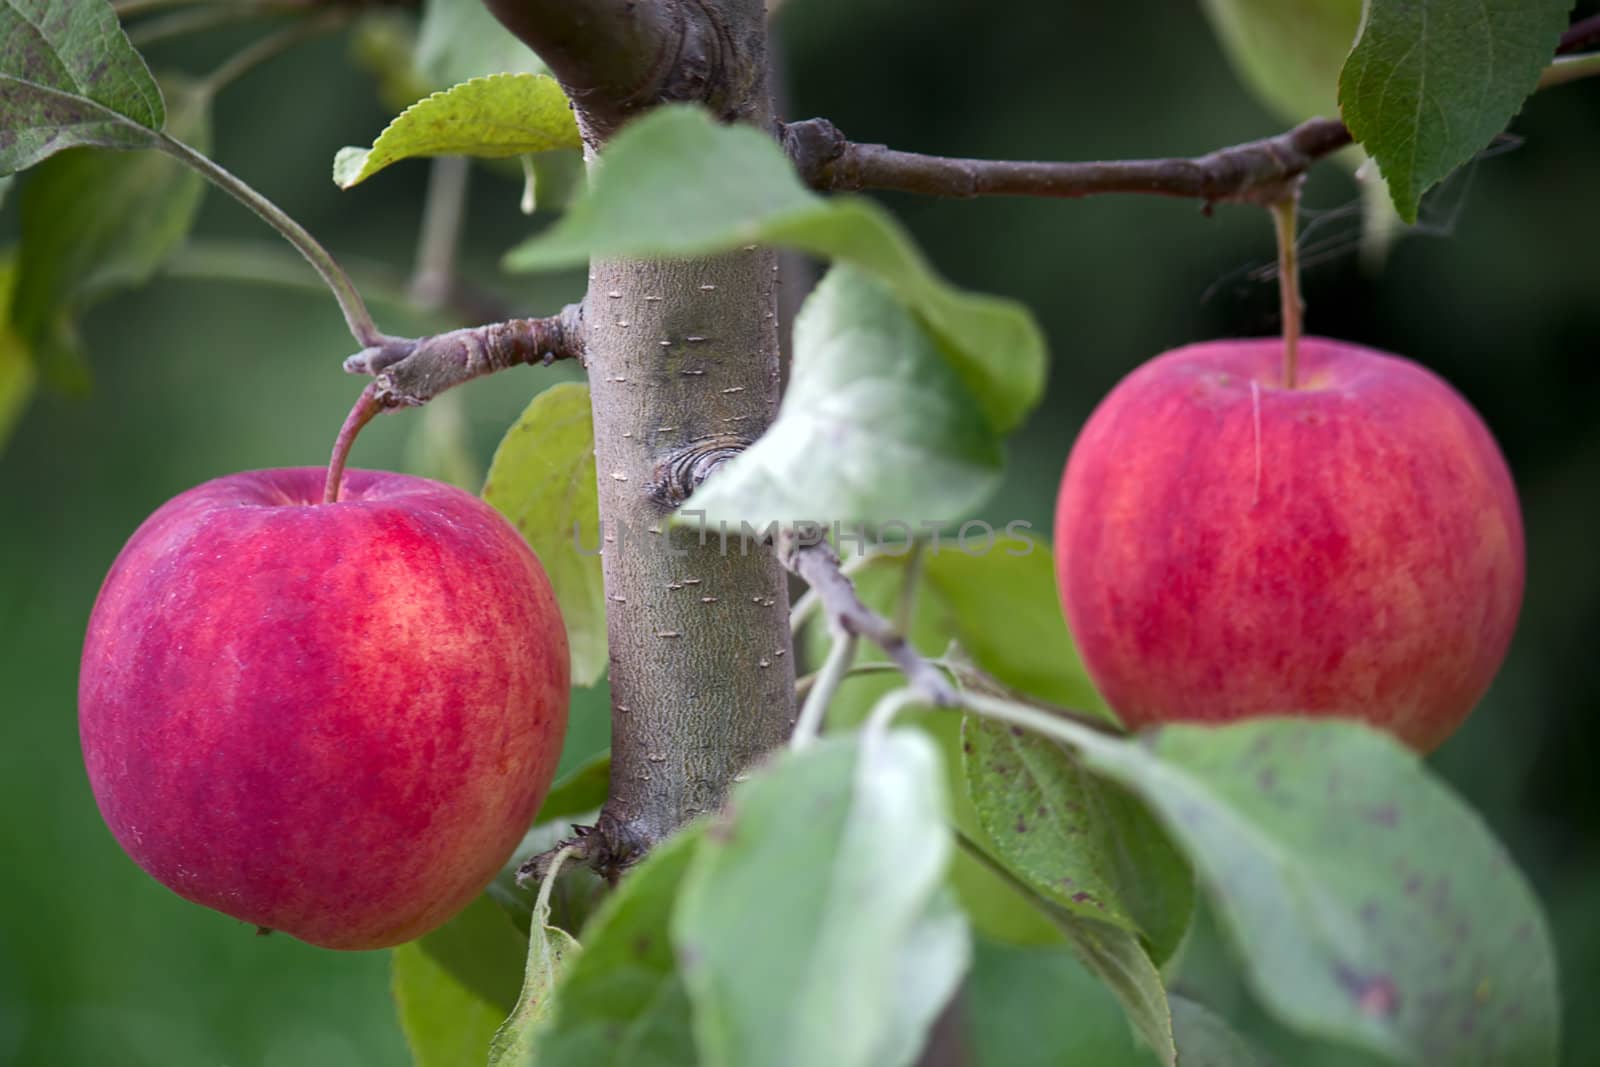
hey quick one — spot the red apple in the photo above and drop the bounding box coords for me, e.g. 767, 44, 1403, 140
79, 468, 569, 949
1055, 337, 1523, 751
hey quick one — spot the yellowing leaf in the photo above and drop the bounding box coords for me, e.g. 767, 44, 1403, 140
484, 383, 607, 687
334, 73, 579, 189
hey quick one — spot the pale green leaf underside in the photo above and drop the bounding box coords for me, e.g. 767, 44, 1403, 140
685, 265, 1003, 526
1065, 718, 1559, 1065
1337, 0, 1570, 222
673, 733, 967, 1067
534, 825, 704, 1067
483, 382, 607, 687
504, 105, 1045, 433
489, 923, 580, 1067
334, 73, 580, 189
0, 0, 165, 173
1169, 996, 1276, 1067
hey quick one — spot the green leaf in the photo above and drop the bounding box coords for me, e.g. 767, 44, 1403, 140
1199, 0, 1362, 123
534, 824, 705, 1067
504, 105, 1045, 434
12, 80, 207, 386
1058, 914, 1177, 1066
685, 265, 1003, 526
0, 0, 165, 173
489, 848, 582, 1067
490, 922, 580, 1067
801, 539, 1114, 948
1169, 995, 1275, 1067
964, 717, 1193, 963
1337, 0, 1570, 223
0, 256, 36, 454
392, 945, 510, 1067
673, 732, 968, 1067
922, 539, 1114, 717
967, 938, 1161, 1067
414, 894, 527, 1015
416, 0, 549, 86
334, 73, 581, 189
393, 896, 526, 1067
484, 382, 607, 686
1059, 718, 1560, 1065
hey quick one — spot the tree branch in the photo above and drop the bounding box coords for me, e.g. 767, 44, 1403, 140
344, 305, 585, 407
784, 116, 1352, 207
777, 533, 958, 710
480, 0, 767, 141
1558, 13, 1600, 54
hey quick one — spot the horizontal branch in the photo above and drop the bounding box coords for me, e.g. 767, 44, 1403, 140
1558, 13, 1600, 54
777, 534, 958, 709
784, 116, 1352, 207
344, 304, 585, 408
788, 28, 1600, 208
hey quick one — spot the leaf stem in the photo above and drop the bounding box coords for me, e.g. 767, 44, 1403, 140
324, 383, 384, 503
154, 134, 389, 347
534, 844, 579, 922
1269, 191, 1303, 389
791, 632, 858, 750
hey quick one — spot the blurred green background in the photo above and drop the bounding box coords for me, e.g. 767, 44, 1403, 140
2, 1, 1596, 1064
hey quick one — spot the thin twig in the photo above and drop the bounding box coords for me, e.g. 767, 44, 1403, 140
787, 44, 1600, 208
785, 116, 1351, 207
777, 535, 957, 708
792, 632, 858, 749
1558, 13, 1600, 54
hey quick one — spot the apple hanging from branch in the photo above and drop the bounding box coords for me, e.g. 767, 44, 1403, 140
1054, 336, 1524, 751
78, 467, 569, 949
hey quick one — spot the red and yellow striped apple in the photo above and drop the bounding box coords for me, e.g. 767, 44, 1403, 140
79, 468, 569, 949
1055, 337, 1523, 751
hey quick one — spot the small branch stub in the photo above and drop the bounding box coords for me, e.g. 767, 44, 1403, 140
344, 304, 586, 407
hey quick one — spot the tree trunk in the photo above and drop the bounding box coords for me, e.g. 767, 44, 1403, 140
481, 0, 797, 868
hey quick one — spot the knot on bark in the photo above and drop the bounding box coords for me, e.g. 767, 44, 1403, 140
649, 433, 751, 509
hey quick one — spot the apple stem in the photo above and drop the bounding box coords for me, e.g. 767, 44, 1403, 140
324, 384, 384, 504
1270, 190, 1304, 389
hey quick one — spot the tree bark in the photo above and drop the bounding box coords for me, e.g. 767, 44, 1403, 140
482, 0, 795, 870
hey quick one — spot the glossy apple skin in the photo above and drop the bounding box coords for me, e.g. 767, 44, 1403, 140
79, 468, 569, 949
1055, 338, 1523, 751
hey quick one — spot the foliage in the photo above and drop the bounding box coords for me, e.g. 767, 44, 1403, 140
0, 0, 1585, 1064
